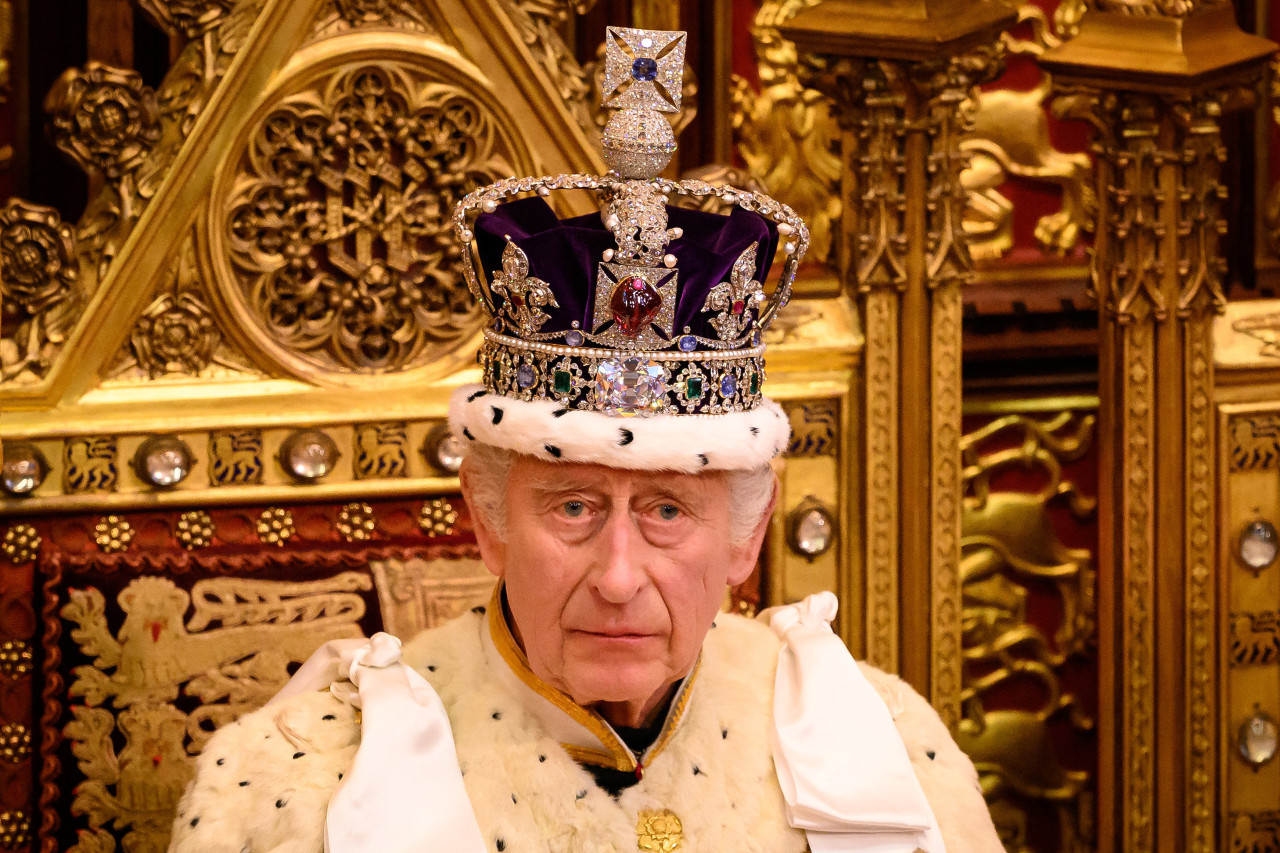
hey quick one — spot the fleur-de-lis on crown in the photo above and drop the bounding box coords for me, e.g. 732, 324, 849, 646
490, 242, 559, 336
702, 245, 764, 343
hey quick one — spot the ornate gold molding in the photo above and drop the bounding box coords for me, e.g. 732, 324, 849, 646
959, 410, 1098, 851
1044, 13, 1273, 847
785, 1, 1015, 721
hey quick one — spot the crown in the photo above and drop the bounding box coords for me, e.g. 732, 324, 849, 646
452, 27, 809, 421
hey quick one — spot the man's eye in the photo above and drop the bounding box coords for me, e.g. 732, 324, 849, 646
562, 500, 586, 518
656, 504, 680, 521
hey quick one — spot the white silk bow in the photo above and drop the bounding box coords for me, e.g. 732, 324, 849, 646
270, 633, 487, 853
767, 592, 945, 853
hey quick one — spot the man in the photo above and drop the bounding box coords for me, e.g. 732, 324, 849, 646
169, 27, 1001, 853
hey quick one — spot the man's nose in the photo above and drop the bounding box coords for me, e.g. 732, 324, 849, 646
591, 510, 647, 604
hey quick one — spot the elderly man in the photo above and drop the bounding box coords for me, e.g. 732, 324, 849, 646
168, 27, 1000, 853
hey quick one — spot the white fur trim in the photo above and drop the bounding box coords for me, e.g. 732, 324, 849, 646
447, 383, 791, 472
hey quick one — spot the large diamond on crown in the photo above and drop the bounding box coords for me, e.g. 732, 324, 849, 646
592, 262, 678, 348
595, 356, 666, 417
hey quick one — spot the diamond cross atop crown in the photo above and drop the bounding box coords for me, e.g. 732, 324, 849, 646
602, 27, 686, 114
449, 27, 810, 418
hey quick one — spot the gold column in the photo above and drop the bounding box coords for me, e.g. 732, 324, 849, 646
781, 0, 1016, 726
1043, 8, 1274, 852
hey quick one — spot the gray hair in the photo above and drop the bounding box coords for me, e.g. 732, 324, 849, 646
461, 443, 775, 546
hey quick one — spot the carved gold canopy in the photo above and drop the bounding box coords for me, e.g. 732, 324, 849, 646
0, 0, 615, 512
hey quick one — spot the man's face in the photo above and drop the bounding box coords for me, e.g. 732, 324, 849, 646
465, 456, 771, 726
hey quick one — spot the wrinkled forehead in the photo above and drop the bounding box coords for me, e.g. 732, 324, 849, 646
510, 455, 729, 500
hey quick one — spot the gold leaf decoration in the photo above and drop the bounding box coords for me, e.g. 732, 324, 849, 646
60, 575, 370, 850
256, 508, 294, 547
0, 722, 31, 763
731, 0, 840, 265
636, 808, 683, 852
0, 517, 39, 563
0, 640, 32, 678
1, 523, 39, 564
212, 63, 524, 376
0, 199, 80, 383
337, 502, 376, 542
44, 62, 160, 180
94, 515, 134, 553
176, 510, 215, 550
418, 498, 458, 538
0, 811, 30, 848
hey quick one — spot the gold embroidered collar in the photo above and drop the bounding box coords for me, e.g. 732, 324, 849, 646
482, 582, 700, 774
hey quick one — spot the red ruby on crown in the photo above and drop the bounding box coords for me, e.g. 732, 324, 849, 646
610, 276, 662, 336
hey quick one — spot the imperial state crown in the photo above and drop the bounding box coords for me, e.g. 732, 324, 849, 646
448, 27, 810, 472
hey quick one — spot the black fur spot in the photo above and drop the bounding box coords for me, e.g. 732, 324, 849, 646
552, 408, 571, 418
619, 429, 634, 446
216, 758, 225, 765
511, 793, 518, 804
462, 427, 475, 441
496, 840, 506, 851
538, 755, 546, 763
492, 712, 502, 720
721, 729, 728, 739
467, 390, 488, 403
190, 818, 200, 827
697, 453, 709, 466
544, 444, 562, 458
338, 773, 343, 780
750, 426, 760, 436
239, 781, 250, 787
471, 605, 486, 614
275, 799, 286, 808
322, 715, 336, 721
693, 765, 702, 776
427, 665, 437, 672
576, 790, 587, 800
293, 752, 305, 759
926, 750, 936, 760
490, 406, 505, 425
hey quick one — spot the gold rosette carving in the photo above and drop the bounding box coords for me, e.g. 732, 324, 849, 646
205, 44, 533, 385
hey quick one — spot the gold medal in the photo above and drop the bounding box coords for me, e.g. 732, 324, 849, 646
636, 808, 683, 852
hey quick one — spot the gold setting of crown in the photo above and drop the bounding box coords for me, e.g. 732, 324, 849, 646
452, 28, 810, 418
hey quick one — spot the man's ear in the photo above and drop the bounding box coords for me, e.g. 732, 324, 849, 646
725, 475, 779, 587
459, 461, 506, 579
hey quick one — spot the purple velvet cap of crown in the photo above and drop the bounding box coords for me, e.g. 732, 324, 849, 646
473, 196, 779, 343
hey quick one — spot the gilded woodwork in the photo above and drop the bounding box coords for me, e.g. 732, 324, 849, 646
1224, 405, 1280, 848
735, 1, 1090, 267
59, 573, 372, 851
1215, 299, 1280, 368
136, 0, 236, 40
732, 0, 842, 265
0, 0, 12, 171
501, 0, 601, 139
958, 410, 1097, 853
1267, 57, 1280, 262
963, 4, 1092, 260
1043, 8, 1275, 846
793, 32, 1009, 720
1231, 414, 1280, 471
0, 200, 81, 383
207, 54, 526, 381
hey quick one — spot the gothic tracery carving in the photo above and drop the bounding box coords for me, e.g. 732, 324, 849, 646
216, 64, 518, 375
